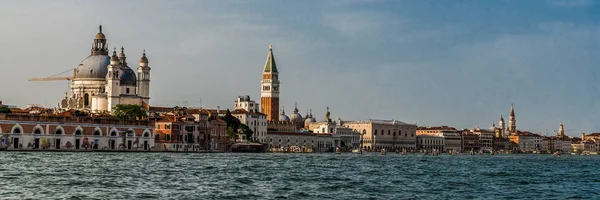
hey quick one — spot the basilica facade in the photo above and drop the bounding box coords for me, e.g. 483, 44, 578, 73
58, 26, 151, 113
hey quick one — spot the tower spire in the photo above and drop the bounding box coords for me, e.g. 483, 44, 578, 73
263, 44, 278, 73
510, 104, 515, 117
99, 25, 102, 33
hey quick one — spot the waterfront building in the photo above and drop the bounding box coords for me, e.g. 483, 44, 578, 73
509, 131, 544, 152
231, 108, 268, 143
546, 136, 572, 153
416, 134, 444, 151
343, 119, 417, 151
58, 26, 151, 113
461, 129, 480, 152
234, 95, 260, 113
571, 133, 597, 153
473, 126, 494, 152
151, 107, 228, 152
261, 45, 280, 122
0, 113, 154, 151
311, 117, 361, 150
416, 126, 461, 152
265, 131, 320, 152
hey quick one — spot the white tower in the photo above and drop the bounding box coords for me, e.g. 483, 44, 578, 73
106, 48, 122, 112
137, 50, 151, 104
558, 122, 565, 137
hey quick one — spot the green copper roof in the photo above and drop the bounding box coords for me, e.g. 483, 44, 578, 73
264, 45, 278, 73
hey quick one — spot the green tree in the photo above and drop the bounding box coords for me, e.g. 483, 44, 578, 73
239, 124, 254, 142
112, 104, 147, 120
0, 106, 12, 114
226, 126, 238, 142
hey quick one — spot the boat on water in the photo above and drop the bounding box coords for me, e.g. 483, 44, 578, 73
335, 147, 341, 154
470, 149, 475, 155
352, 149, 362, 154
402, 148, 407, 155
478, 150, 483, 155
490, 150, 495, 155
553, 151, 560, 157
380, 149, 387, 155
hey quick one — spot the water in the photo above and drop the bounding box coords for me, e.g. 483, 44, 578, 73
0, 152, 598, 199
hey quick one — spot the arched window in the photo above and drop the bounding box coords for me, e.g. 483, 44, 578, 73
374, 129, 377, 135
94, 130, 101, 136
84, 93, 90, 106
155, 134, 160, 140
165, 134, 170, 141
144, 132, 150, 138
13, 128, 21, 134
55, 129, 63, 135
75, 130, 82, 135
388, 130, 390, 135
110, 131, 117, 137
34, 129, 42, 134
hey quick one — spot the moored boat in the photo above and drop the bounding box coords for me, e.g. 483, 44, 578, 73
380, 148, 387, 155
352, 149, 362, 154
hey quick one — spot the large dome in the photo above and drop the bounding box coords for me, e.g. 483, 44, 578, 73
74, 55, 110, 80
120, 66, 137, 86
290, 106, 303, 125
279, 109, 290, 122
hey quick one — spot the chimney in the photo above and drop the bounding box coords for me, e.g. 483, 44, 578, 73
217, 106, 220, 115
582, 133, 585, 144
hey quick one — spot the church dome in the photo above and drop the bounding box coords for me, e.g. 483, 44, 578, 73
120, 66, 137, 86
279, 109, 290, 122
74, 55, 110, 80
290, 105, 303, 125
304, 117, 313, 125
95, 32, 106, 39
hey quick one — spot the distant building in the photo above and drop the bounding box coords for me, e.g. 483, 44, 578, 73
234, 95, 260, 113
417, 126, 461, 152
231, 109, 268, 143
344, 119, 417, 151
509, 131, 544, 152
58, 26, 150, 113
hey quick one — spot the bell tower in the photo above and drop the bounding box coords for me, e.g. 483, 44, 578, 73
137, 50, 151, 104
261, 45, 280, 121
107, 48, 122, 112
91, 25, 108, 56
508, 104, 516, 134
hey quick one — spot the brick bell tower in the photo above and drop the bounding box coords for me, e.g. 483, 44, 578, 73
261, 45, 280, 121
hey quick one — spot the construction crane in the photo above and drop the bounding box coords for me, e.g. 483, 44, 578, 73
28, 68, 75, 82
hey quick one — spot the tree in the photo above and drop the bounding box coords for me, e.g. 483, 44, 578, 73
112, 104, 147, 120
0, 106, 11, 114
226, 126, 238, 143
239, 124, 254, 142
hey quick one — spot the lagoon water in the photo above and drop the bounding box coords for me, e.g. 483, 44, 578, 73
0, 152, 598, 199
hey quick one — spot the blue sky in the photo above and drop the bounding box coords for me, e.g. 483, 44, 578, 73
0, 0, 599, 136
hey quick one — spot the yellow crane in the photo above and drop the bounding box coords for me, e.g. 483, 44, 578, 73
28, 68, 75, 82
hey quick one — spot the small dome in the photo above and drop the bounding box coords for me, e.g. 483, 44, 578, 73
304, 117, 313, 125
95, 32, 106, 39
140, 50, 149, 63
279, 109, 290, 122
74, 55, 111, 80
120, 66, 137, 86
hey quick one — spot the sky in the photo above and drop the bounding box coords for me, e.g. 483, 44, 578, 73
1, 0, 600, 136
